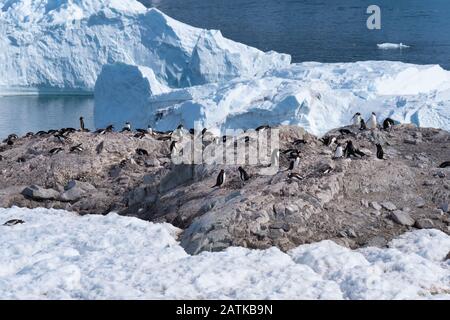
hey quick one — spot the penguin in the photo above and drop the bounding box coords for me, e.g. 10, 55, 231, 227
170, 141, 178, 154
7, 134, 18, 141
333, 143, 344, 159
376, 143, 385, 160
17, 157, 26, 163
36, 131, 47, 136
79, 117, 85, 131
177, 124, 184, 130
70, 144, 83, 153
287, 172, 302, 182
49, 147, 64, 155
0, 154, 3, 161
96, 141, 104, 154
293, 139, 307, 145
212, 169, 226, 188
222, 136, 229, 143
368, 112, 377, 129
288, 156, 300, 170
238, 166, 250, 182
134, 132, 146, 139
3, 219, 25, 226
439, 161, 450, 168
6, 139, 13, 146
321, 165, 334, 175
256, 125, 270, 132
47, 129, 58, 135
344, 140, 366, 158
269, 148, 280, 167
105, 125, 114, 133
25, 132, 34, 138
201, 128, 208, 136
321, 136, 336, 147
382, 118, 395, 130
54, 133, 68, 143
359, 119, 367, 131
121, 122, 131, 132
147, 125, 153, 135
339, 128, 353, 135
136, 148, 149, 156
189, 128, 195, 135
352, 112, 362, 126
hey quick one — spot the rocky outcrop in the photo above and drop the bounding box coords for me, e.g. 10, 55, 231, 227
0, 124, 449, 254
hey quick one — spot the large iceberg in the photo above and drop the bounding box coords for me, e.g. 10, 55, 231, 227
95, 60, 450, 136
0, 0, 290, 94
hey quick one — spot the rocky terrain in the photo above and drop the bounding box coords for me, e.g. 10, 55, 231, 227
0, 124, 449, 254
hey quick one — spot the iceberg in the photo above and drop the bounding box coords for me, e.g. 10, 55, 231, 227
377, 43, 410, 50
95, 60, 450, 136
0, 0, 290, 94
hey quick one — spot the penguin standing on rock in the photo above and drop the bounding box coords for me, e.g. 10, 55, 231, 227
238, 167, 250, 182
383, 118, 395, 130
288, 156, 300, 170
333, 143, 344, 159
352, 112, 362, 126
376, 143, 385, 160
368, 112, 377, 129
70, 144, 84, 153
212, 169, 226, 188
344, 140, 366, 158
79, 117, 85, 131
360, 119, 367, 131
121, 122, 131, 132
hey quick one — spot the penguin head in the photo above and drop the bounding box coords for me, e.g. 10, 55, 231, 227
372, 112, 376, 116
177, 124, 183, 130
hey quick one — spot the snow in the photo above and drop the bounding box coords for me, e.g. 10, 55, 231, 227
95, 60, 450, 136
0, 0, 290, 94
1, 206, 449, 300
377, 43, 410, 50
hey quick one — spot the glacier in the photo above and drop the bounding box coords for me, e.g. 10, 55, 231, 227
1, 206, 449, 299
0, 0, 290, 94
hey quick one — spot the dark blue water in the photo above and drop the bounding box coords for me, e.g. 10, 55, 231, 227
142, 0, 450, 69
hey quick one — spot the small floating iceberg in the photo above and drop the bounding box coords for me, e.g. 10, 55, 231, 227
377, 43, 410, 50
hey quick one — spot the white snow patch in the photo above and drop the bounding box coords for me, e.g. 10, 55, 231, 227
1, 207, 449, 299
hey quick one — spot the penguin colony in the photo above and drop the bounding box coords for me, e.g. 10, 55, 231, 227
0, 114, 448, 190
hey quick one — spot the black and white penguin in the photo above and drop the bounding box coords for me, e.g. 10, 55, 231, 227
212, 169, 226, 188
134, 132, 146, 139
238, 167, 250, 182
170, 141, 178, 154
136, 148, 149, 156
368, 112, 377, 129
288, 156, 300, 170
70, 144, 83, 153
359, 119, 367, 131
7, 134, 18, 141
439, 161, 450, 168
25, 132, 34, 138
2, 219, 25, 226
269, 148, 280, 167
376, 143, 385, 160
49, 147, 64, 155
79, 117, 85, 131
54, 133, 68, 143
293, 139, 307, 145
36, 131, 47, 136
344, 140, 366, 158
17, 157, 26, 163
0, 154, 3, 161
339, 128, 353, 136
352, 112, 362, 126
201, 128, 208, 136
382, 118, 395, 130
256, 125, 270, 132
333, 143, 344, 159
121, 122, 131, 132
287, 172, 302, 182
321, 136, 336, 147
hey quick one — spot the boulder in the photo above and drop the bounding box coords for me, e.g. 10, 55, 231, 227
414, 219, 434, 229
21, 185, 59, 201
390, 211, 415, 226
381, 201, 397, 211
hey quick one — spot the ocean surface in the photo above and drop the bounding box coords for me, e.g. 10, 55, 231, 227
1, 0, 450, 138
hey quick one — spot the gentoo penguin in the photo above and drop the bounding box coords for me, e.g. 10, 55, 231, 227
201, 128, 208, 136
212, 169, 226, 188
269, 148, 280, 167
134, 132, 146, 139
36, 130, 47, 136
256, 125, 270, 132
339, 128, 353, 135
79, 117, 85, 131
382, 118, 395, 130
333, 143, 344, 159
7, 134, 18, 141
47, 129, 57, 135
321, 136, 336, 147
2, 219, 25, 226
70, 144, 83, 153
352, 112, 362, 126
287, 172, 302, 182
293, 139, 307, 145
49, 147, 64, 155
439, 161, 450, 168
288, 156, 300, 170
121, 122, 131, 132
368, 112, 377, 129
344, 140, 366, 158
376, 143, 385, 160
136, 148, 149, 156
25, 132, 34, 138
238, 166, 250, 182
359, 119, 367, 131
54, 133, 68, 143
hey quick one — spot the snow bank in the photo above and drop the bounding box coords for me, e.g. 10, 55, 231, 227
95, 61, 450, 136
0, 0, 290, 94
377, 43, 410, 50
1, 207, 449, 299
